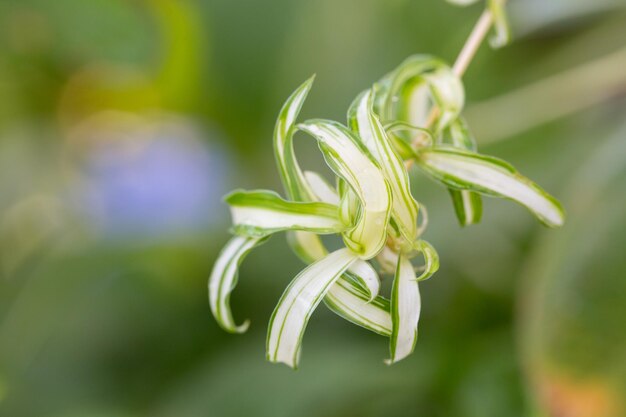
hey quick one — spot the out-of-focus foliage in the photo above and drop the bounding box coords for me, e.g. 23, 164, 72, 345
0, 0, 624, 416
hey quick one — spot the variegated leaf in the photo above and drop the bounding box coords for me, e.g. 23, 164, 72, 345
208, 235, 268, 333
386, 253, 421, 364
267, 248, 358, 368
488, 0, 511, 48
442, 118, 483, 226
374, 55, 464, 145
325, 277, 392, 337
416, 148, 565, 227
274, 76, 316, 201
225, 189, 344, 236
349, 89, 420, 241
298, 120, 392, 259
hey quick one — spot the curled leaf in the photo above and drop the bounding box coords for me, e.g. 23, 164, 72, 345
416, 148, 565, 227
274, 76, 316, 201
325, 277, 392, 337
488, 0, 511, 49
441, 118, 483, 226
208, 235, 269, 333
386, 253, 421, 364
267, 248, 358, 368
225, 189, 344, 236
298, 120, 392, 259
349, 89, 420, 242
413, 239, 440, 281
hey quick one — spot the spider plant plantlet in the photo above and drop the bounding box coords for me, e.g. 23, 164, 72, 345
208, 0, 564, 369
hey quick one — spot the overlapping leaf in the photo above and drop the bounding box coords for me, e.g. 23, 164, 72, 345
415, 147, 565, 227
208, 235, 268, 333
298, 120, 392, 260
225, 189, 345, 236
267, 248, 358, 368
349, 89, 420, 241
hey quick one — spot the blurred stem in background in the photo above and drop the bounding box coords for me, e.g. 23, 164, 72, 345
466, 46, 626, 144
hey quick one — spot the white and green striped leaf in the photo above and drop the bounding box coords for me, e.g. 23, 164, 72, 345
208, 235, 268, 333
287, 231, 327, 264
225, 189, 344, 236
488, 0, 511, 49
267, 248, 358, 368
416, 148, 565, 227
303, 170, 340, 205
449, 189, 483, 226
337, 178, 360, 228
288, 230, 390, 333
291, 172, 379, 300
413, 240, 440, 281
298, 120, 392, 259
325, 277, 392, 337
386, 253, 421, 364
273, 76, 316, 201
442, 118, 483, 226
349, 89, 420, 241
291, 173, 389, 330
375, 55, 464, 140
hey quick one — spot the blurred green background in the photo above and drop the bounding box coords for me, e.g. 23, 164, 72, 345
0, 0, 625, 416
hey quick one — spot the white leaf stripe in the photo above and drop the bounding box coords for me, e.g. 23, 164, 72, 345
324, 278, 392, 337
288, 230, 389, 334
413, 240, 440, 281
298, 120, 392, 259
225, 190, 344, 236
303, 171, 340, 205
417, 148, 565, 228
449, 188, 482, 226
208, 235, 268, 333
287, 175, 380, 301
287, 231, 327, 264
267, 248, 358, 368
274, 76, 317, 201
445, 118, 482, 226
386, 253, 421, 364
344, 259, 380, 301
349, 89, 419, 241
289, 230, 381, 301
290, 173, 389, 335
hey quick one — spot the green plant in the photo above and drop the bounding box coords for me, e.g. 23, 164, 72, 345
208, 0, 564, 369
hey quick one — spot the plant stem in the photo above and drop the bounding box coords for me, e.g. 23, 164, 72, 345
406, 9, 494, 167
452, 9, 493, 77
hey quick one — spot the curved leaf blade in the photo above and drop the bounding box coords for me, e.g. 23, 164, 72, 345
375, 55, 464, 135
208, 235, 268, 333
416, 148, 565, 227
386, 253, 421, 364
298, 120, 392, 259
303, 170, 340, 205
488, 0, 511, 49
442, 118, 483, 226
349, 89, 420, 241
325, 278, 392, 337
225, 189, 344, 236
274, 76, 317, 201
267, 248, 358, 368
413, 239, 440, 281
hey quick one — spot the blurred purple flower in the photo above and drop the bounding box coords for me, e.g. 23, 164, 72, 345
76, 116, 230, 238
